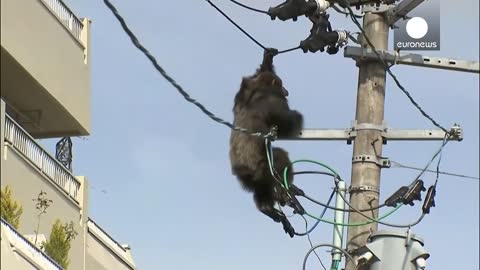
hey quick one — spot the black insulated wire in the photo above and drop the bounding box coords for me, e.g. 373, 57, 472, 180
339, 0, 449, 133
102, 0, 276, 139
294, 171, 387, 212
206, 0, 266, 50
391, 161, 479, 180
228, 0, 269, 14
300, 215, 327, 270
206, 0, 301, 54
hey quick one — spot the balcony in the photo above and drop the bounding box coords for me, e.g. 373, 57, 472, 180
1, 0, 91, 138
86, 219, 137, 270
1, 218, 64, 270
3, 115, 81, 203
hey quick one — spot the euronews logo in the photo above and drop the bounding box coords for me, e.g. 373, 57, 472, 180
394, 1, 440, 51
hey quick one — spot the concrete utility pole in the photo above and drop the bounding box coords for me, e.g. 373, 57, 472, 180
273, 0, 474, 268
345, 11, 389, 270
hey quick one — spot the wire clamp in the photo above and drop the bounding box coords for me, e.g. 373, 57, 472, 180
352, 155, 391, 168
449, 124, 463, 141
351, 120, 387, 132
349, 185, 380, 194
266, 125, 279, 140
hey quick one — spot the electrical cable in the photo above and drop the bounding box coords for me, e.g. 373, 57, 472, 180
228, 0, 268, 14
410, 134, 450, 186
303, 193, 386, 212
102, 0, 276, 139
331, 135, 451, 228
206, 0, 301, 54
306, 204, 402, 227
206, 0, 266, 50
295, 189, 335, 236
278, 46, 302, 54
268, 148, 399, 226
340, 0, 449, 133
331, 3, 363, 18
301, 215, 327, 270
391, 161, 479, 180
282, 160, 404, 226
303, 244, 357, 270
333, 178, 427, 228
347, 32, 361, 44
294, 171, 387, 212
433, 134, 448, 187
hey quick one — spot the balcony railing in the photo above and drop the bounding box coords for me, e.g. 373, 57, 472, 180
40, 0, 84, 42
1, 218, 63, 270
4, 115, 81, 203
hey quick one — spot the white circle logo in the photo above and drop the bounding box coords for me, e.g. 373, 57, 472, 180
406, 17, 429, 39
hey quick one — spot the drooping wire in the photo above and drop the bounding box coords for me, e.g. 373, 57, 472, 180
282, 160, 404, 226
102, 0, 276, 139
206, 0, 301, 54
228, 0, 268, 14
301, 215, 327, 270
334, 135, 452, 228
334, 178, 426, 228
266, 140, 327, 269
303, 244, 357, 270
295, 189, 335, 236
295, 171, 387, 212
433, 134, 449, 187
340, 0, 449, 133
410, 134, 450, 186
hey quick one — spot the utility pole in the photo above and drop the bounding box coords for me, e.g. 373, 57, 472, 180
344, 10, 389, 270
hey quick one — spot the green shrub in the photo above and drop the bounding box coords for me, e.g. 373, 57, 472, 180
43, 219, 78, 269
0, 185, 23, 229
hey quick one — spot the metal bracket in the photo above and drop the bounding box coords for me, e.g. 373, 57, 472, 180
362, 3, 395, 13
385, 0, 426, 25
349, 184, 380, 194
352, 155, 391, 168
344, 46, 480, 74
352, 120, 387, 132
281, 124, 463, 143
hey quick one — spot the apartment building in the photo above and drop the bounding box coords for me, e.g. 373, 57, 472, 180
1, 0, 137, 269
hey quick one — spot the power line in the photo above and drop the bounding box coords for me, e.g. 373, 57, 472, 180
102, 0, 275, 139
331, 3, 363, 18
206, 0, 266, 50
391, 161, 479, 180
340, 0, 449, 133
301, 215, 327, 270
294, 171, 387, 212
206, 0, 300, 54
303, 244, 357, 270
228, 0, 268, 14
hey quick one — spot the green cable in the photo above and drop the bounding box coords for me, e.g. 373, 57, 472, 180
283, 159, 340, 190
282, 159, 403, 226
306, 204, 402, 227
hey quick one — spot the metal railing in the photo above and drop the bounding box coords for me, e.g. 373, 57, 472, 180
1, 218, 64, 270
4, 115, 81, 203
41, 0, 84, 42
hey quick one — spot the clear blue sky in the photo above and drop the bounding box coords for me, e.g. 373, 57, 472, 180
46, 0, 479, 269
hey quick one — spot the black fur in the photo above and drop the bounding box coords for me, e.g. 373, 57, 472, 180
229, 49, 304, 238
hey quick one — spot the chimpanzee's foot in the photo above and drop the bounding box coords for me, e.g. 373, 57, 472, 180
280, 217, 295, 238
289, 184, 305, 196
288, 196, 305, 215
